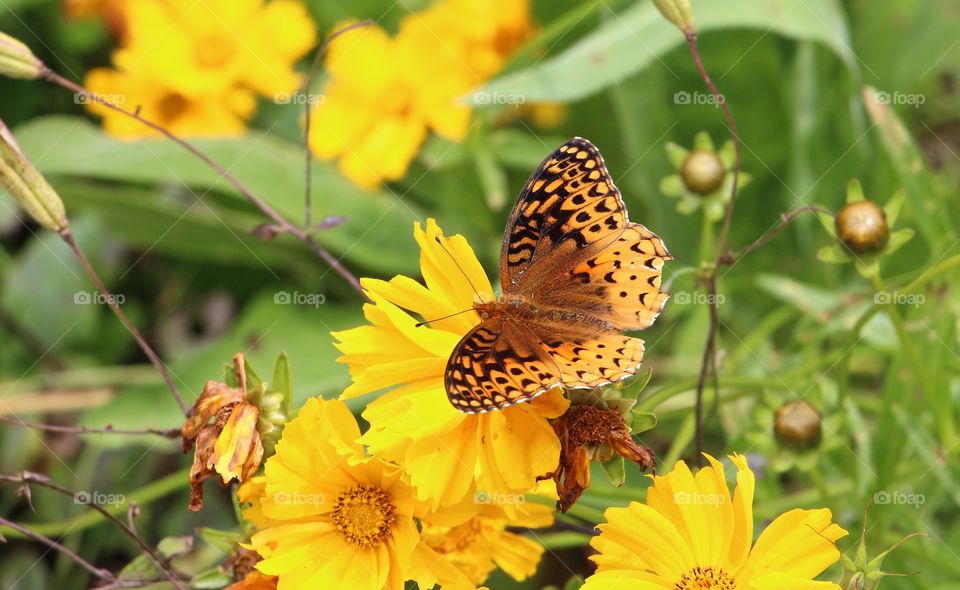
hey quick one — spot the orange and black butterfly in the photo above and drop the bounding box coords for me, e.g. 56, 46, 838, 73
445, 137, 671, 413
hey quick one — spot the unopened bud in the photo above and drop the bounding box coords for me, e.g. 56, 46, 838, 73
0, 121, 68, 232
652, 0, 695, 33
0, 32, 42, 79
835, 200, 889, 254
774, 400, 822, 450
680, 149, 725, 195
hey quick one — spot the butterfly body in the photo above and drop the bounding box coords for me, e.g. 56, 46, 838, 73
445, 138, 671, 414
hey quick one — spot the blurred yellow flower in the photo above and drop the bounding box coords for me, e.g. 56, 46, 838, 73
332, 219, 569, 509
309, 0, 535, 189
84, 0, 315, 138
246, 396, 479, 590
584, 454, 848, 590
420, 500, 553, 585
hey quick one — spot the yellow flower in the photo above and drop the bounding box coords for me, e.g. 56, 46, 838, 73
419, 499, 554, 585
332, 219, 569, 509
309, 0, 536, 189
85, 67, 255, 138
85, 0, 315, 137
584, 454, 848, 590
247, 396, 477, 590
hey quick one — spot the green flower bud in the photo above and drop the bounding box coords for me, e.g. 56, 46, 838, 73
835, 200, 889, 254
0, 121, 68, 232
680, 149, 725, 195
0, 32, 42, 79
774, 400, 822, 450
652, 0, 695, 33
256, 390, 289, 457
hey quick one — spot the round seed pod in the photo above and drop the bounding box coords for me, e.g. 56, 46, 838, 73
835, 200, 889, 253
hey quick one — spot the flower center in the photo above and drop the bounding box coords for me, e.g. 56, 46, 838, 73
331, 484, 396, 549
675, 566, 737, 590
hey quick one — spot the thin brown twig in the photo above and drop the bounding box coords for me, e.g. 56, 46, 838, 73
0, 515, 115, 581
302, 20, 374, 231
58, 228, 188, 416
1, 472, 188, 590
37, 67, 364, 297
0, 415, 179, 438
722, 206, 831, 263
685, 31, 741, 459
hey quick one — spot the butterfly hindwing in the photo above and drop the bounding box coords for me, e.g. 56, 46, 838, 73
445, 317, 561, 413
500, 137, 627, 289
568, 223, 671, 331
539, 334, 646, 389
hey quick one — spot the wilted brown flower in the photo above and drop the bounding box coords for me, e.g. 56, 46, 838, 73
182, 354, 264, 511
542, 404, 656, 512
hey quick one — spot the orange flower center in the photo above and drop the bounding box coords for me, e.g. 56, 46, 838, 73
331, 484, 396, 549
675, 566, 736, 590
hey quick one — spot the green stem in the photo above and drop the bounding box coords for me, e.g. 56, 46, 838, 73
698, 208, 716, 263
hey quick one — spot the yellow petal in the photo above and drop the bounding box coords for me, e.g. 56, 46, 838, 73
737, 508, 847, 584
591, 502, 694, 578
213, 402, 262, 483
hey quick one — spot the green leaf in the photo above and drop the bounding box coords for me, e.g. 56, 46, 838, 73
190, 568, 234, 589
884, 228, 916, 256
846, 178, 866, 203
272, 352, 294, 415
11, 116, 423, 275
665, 142, 689, 168
474, 0, 856, 103
490, 128, 568, 170
631, 412, 658, 434
197, 527, 243, 553
817, 244, 851, 264
600, 456, 626, 487
883, 188, 906, 225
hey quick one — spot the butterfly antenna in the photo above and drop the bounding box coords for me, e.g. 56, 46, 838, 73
433, 235, 487, 303
415, 308, 475, 328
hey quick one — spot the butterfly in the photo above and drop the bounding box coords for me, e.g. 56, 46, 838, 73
445, 137, 671, 414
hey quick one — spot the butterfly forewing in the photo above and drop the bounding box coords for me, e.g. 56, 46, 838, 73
445, 317, 561, 413
499, 138, 627, 292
